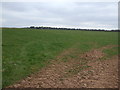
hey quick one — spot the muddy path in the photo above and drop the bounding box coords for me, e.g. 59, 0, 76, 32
7, 45, 119, 88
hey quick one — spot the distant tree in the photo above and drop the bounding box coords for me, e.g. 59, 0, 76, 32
30, 26, 35, 29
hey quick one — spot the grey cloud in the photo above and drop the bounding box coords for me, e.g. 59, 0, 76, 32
2, 2, 118, 29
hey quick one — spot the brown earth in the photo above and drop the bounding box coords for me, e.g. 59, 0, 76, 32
7, 45, 119, 88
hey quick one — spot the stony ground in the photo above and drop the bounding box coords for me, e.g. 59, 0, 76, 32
7, 45, 119, 88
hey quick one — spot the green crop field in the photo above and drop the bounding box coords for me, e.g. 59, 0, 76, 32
2, 28, 119, 87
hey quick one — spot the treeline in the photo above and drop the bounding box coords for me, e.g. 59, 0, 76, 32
28, 26, 119, 32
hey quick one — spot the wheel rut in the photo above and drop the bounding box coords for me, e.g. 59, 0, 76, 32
7, 45, 118, 88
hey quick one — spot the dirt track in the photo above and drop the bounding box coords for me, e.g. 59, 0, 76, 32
7, 45, 119, 88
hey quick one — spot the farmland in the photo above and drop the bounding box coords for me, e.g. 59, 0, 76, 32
2, 28, 119, 88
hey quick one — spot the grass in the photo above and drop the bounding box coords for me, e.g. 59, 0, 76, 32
103, 46, 119, 59
2, 28, 119, 87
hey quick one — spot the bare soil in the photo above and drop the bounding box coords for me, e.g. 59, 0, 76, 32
7, 45, 118, 88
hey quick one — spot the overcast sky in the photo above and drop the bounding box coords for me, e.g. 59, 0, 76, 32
2, 1, 118, 30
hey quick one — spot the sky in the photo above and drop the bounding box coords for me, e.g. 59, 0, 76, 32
1, 0, 118, 30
